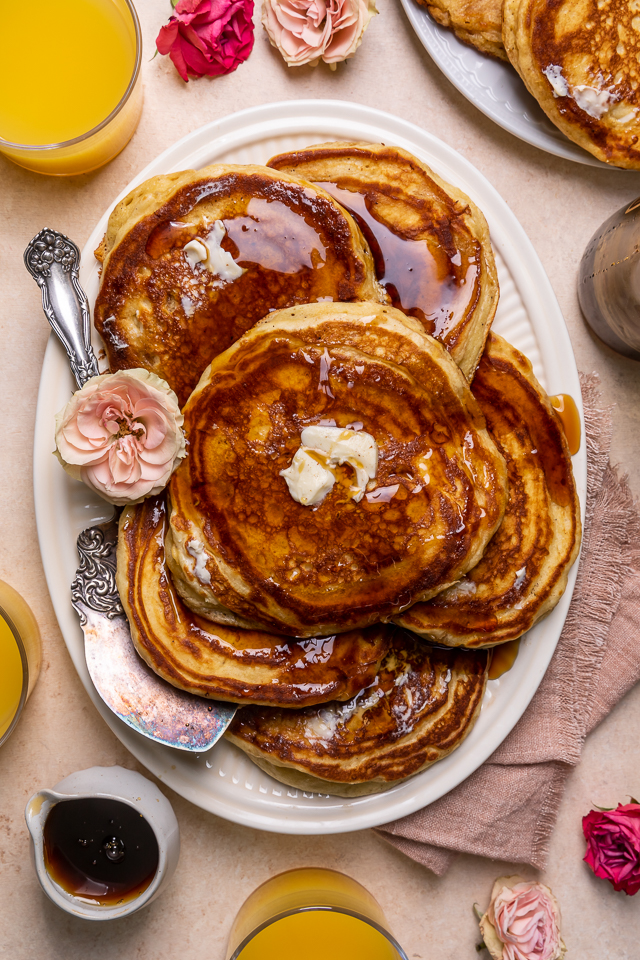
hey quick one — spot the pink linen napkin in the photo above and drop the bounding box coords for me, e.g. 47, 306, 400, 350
376, 375, 640, 874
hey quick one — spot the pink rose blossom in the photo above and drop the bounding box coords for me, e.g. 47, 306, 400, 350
55, 369, 186, 506
262, 0, 376, 68
156, 0, 255, 82
583, 802, 640, 895
479, 876, 565, 960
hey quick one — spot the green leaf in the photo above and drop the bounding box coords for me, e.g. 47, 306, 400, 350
170, 0, 180, 6
473, 903, 484, 920
476, 942, 487, 953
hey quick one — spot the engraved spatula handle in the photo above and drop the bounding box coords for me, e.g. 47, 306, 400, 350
24, 228, 99, 389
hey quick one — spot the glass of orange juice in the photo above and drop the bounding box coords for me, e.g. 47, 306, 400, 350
0, 581, 42, 748
0, 0, 142, 176
226, 868, 409, 960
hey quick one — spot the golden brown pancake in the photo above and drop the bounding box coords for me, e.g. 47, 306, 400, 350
503, 0, 640, 169
226, 630, 489, 796
168, 301, 508, 637
267, 141, 499, 380
419, 0, 506, 61
94, 164, 382, 406
117, 495, 391, 705
396, 334, 582, 648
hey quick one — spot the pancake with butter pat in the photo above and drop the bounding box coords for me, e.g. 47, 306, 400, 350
419, 0, 506, 60
503, 0, 640, 168
117, 495, 391, 705
226, 630, 489, 796
396, 334, 582, 648
268, 141, 499, 379
167, 301, 508, 637
94, 164, 382, 406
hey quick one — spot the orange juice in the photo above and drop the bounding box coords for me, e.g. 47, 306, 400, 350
236, 911, 401, 959
0, 0, 142, 175
0, 581, 42, 746
0, 614, 23, 740
0, 0, 135, 144
226, 869, 407, 960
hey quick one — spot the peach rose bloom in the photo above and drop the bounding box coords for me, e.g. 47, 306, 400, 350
262, 0, 377, 68
55, 369, 186, 506
479, 876, 566, 960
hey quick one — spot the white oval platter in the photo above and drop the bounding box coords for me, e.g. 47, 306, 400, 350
34, 100, 586, 834
399, 0, 611, 168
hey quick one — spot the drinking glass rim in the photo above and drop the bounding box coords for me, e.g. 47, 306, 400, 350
0, 0, 142, 153
0, 603, 29, 750
228, 905, 410, 960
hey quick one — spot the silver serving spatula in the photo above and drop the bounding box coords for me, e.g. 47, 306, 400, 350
25, 228, 237, 752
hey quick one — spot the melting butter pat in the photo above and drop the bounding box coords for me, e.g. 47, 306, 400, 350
280, 425, 378, 507
183, 220, 245, 281
186, 538, 211, 585
280, 448, 335, 506
184, 239, 208, 269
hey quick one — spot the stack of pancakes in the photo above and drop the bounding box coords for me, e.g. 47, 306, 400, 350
97, 142, 581, 796
418, 0, 640, 169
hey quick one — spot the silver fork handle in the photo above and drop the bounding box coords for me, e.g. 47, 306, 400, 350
24, 228, 99, 389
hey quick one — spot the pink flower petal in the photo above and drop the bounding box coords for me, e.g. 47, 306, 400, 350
55, 369, 186, 506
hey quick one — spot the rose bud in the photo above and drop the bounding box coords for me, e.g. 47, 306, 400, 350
262, 0, 377, 69
54, 369, 186, 506
156, 0, 255, 82
478, 876, 566, 960
583, 801, 640, 896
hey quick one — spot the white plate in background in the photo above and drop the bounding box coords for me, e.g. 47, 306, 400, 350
399, 0, 610, 168
34, 100, 586, 834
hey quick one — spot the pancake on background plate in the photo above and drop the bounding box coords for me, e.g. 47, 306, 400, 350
396, 334, 582, 648
168, 301, 508, 637
268, 141, 499, 379
117, 496, 391, 705
418, 0, 506, 61
226, 630, 489, 797
94, 164, 382, 406
503, 0, 640, 169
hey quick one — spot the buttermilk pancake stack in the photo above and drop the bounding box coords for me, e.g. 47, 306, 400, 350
420, 0, 640, 169
96, 143, 581, 796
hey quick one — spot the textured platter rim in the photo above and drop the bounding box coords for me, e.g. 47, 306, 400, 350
398, 0, 612, 169
34, 100, 586, 834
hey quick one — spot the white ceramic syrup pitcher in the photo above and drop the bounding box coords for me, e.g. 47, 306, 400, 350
25, 765, 180, 920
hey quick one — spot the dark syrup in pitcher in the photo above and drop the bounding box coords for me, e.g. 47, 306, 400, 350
43, 797, 159, 905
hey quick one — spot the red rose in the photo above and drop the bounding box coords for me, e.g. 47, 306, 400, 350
582, 802, 640, 896
156, 0, 255, 82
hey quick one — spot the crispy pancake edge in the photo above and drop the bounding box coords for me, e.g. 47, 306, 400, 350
267, 141, 500, 380
226, 640, 489, 797
419, 0, 506, 60
94, 163, 385, 404
396, 332, 582, 647
168, 301, 508, 636
116, 495, 392, 706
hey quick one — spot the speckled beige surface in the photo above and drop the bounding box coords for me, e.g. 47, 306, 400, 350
1, 1, 640, 957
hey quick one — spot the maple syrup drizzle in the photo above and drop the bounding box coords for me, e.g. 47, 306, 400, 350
314, 180, 477, 338
145, 220, 199, 259
43, 798, 159, 906
145, 200, 326, 276
223, 198, 327, 273
488, 639, 520, 680
550, 394, 581, 455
